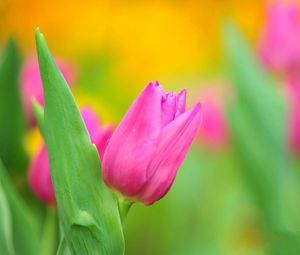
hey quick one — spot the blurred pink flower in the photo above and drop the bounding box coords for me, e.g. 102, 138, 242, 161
259, 1, 300, 72
21, 56, 75, 125
102, 82, 202, 205
287, 74, 300, 153
198, 85, 229, 150
28, 107, 113, 205
28, 146, 54, 204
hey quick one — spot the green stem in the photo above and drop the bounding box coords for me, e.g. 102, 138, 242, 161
118, 198, 133, 225
39, 207, 57, 255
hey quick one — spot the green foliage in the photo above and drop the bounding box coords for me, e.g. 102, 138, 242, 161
35, 29, 124, 255
224, 22, 300, 253
39, 209, 58, 255
32, 100, 45, 138
268, 232, 300, 255
0, 176, 15, 255
0, 39, 28, 173
0, 160, 39, 255
224, 22, 285, 227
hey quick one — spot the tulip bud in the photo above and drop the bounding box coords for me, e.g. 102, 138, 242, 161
102, 82, 202, 205
198, 85, 229, 150
80, 107, 113, 160
21, 56, 75, 125
259, 1, 300, 72
286, 74, 300, 153
28, 107, 113, 204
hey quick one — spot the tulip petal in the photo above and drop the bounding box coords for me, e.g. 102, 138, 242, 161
28, 146, 55, 204
103, 82, 163, 196
95, 126, 113, 160
287, 74, 300, 152
175, 89, 186, 118
81, 107, 102, 143
80, 107, 113, 159
139, 103, 202, 205
161, 92, 176, 127
260, 2, 300, 71
21, 57, 74, 124
21, 58, 44, 123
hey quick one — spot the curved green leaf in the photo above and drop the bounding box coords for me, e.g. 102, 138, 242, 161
32, 100, 45, 138
0, 160, 39, 255
0, 179, 15, 255
0, 39, 28, 174
223, 22, 300, 234
35, 29, 124, 255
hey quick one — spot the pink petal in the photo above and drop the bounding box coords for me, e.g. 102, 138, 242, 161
259, 2, 300, 71
21, 58, 44, 124
287, 74, 300, 153
161, 92, 176, 127
138, 103, 202, 205
28, 146, 55, 204
21, 56, 75, 125
195, 84, 230, 150
95, 126, 114, 160
28, 107, 110, 204
200, 98, 228, 148
81, 107, 103, 142
175, 89, 186, 118
102, 82, 163, 196
80, 107, 113, 159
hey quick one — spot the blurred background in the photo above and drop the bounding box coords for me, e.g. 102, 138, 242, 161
1, 0, 300, 254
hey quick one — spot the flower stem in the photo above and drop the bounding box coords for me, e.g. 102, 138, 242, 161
39, 207, 57, 255
118, 198, 133, 225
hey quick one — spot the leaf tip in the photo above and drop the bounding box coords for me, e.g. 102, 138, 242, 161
35, 27, 42, 41
32, 98, 43, 116
32, 99, 45, 138
35, 27, 48, 55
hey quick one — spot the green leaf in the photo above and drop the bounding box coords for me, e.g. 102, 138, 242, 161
0, 177, 15, 255
35, 29, 124, 255
32, 100, 45, 138
223, 22, 298, 232
224, 22, 286, 150
57, 238, 71, 255
117, 199, 133, 225
0, 160, 39, 255
228, 104, 283, 228
0, 39, 28, 173
269, 232, 300, 255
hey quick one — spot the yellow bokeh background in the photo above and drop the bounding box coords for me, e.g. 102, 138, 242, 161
0, 0, 264, 81
0, 1, 266, 125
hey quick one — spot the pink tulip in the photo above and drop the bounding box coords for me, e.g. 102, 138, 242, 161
28, 107, 113, 204
286, 74, 300, 153
28, 146, 54, 204
102, 82, 202, 205
259, 1, 300, 72
198, 85, 229, 150
21, 56, 75, 125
